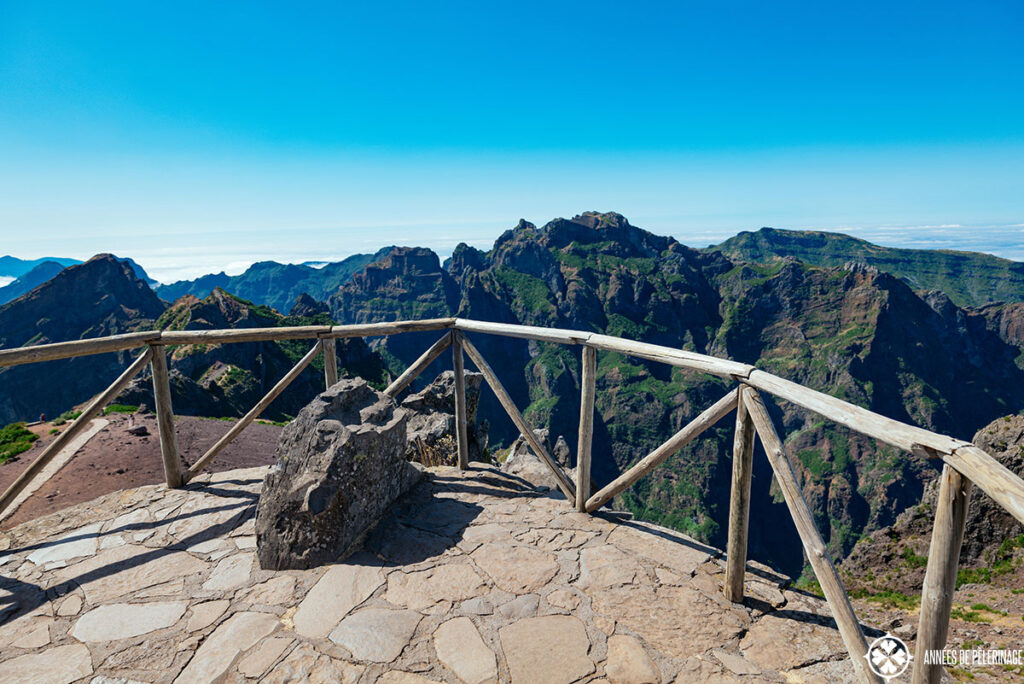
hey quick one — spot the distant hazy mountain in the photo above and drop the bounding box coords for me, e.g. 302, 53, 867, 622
0, 261, 67, 305
708, 227, 1024, 308
0, 255, 80, 279
0, 255, 157, 303
156, 250, 389, 312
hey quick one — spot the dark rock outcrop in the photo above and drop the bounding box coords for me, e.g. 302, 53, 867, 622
289, 292, 328, 317
255, 378, 421, 570
401, 371, 489, 465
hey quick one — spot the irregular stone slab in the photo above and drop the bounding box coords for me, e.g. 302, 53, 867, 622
738, 612, 843, 671
201, 553, 252, 591
237, 636, 293, 678
711, 648, 761, 676
607, 524, 711, 576
173, 611, 279, 683
241, 575, 296, 605
589, 584, 749, 659
255, 379, 422, 570
261, 643, 363, 684
186, 599, 230, 632
12, 619, 51, 648
545, 588, 580, 611
378, 673, 439, 684
605, 634, 661, 684
329, 608, 422, 663
578, 545, 640, 590
58, 545, 206, 604
471, 542, 559, 594
499, 615, 594, 684
27, 522, 101, 565
292, 559, 385, 638
57, 594, 83, 616
0, 643, 93, 684
434, 616, 497, 684
385, 563, 487, 610
72, 601, 186, 642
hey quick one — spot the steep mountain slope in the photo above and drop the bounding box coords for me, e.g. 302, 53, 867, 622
709, 227, 1024, 308
0, 261, 67, 305
326, 212, 1024, 576
157, 251, 385, 312
0, 255, 166, 423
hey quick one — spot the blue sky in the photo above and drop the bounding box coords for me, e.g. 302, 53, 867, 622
1, 1, 1022, 282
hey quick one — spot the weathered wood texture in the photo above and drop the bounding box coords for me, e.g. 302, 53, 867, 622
329, 318, 456, 338
744, 388, 879, 684
383, 332, 453, 398
575, 345, 597, 512
724, 386, 756, 602
941, 444, 1024, 527
0, 349, 154, 517
321, 336, 338, 389
0, 331, 161, 367
454, 318, 588, 345
913, 465, 973, 684
161, 326, 331, 345
185, 340, 323, 481
585, 388, 738, 513
460, 334, 576, 501
149, 345, 183, 488
452, 332, 470, 470
586, 334, 754, 379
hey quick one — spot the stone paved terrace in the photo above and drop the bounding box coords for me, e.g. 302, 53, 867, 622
0, 464, 860, 683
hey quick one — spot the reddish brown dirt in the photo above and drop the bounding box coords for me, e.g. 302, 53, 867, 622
0, 412, 282, 529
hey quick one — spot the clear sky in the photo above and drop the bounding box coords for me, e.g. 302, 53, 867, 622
1, 1, 1022, 282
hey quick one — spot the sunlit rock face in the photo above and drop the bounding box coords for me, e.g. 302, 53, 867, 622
255, 378, 421, 570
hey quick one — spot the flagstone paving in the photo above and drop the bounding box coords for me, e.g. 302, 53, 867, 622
0, 464, 863, 682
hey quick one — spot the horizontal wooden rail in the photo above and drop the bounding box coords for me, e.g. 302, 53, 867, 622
0, 331, 161, 368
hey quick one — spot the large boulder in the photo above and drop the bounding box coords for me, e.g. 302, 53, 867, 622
402, 371, 489, 465
255, 378, 422, 570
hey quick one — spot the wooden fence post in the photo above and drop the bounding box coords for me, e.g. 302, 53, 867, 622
452, 331, 469, 470
575, 345, 596, 512
149, 345, 183, 488
322, 336, 338, 389
384, 332, 453, 398
744, 388, 880, 683
724, 385, 756, 602
913, 464, 973, 684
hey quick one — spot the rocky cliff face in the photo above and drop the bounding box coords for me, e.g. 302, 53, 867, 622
0, 255, 166, 424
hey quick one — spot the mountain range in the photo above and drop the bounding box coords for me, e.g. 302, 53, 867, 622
4, 212, 1024, 579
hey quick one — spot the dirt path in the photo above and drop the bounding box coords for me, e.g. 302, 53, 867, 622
0, 412, 282, 529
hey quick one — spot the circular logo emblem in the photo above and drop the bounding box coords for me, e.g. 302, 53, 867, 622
864, 633, 912, 681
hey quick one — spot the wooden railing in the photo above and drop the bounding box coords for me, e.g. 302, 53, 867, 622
3, 317, 1024, 683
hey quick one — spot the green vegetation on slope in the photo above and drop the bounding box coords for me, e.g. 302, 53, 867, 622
0, 422, 38, 464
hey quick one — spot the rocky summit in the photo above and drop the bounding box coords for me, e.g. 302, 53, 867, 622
0, 463, 862, 683
255, 379, 421, 570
